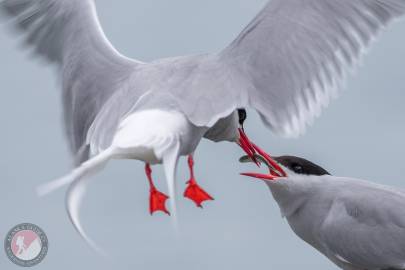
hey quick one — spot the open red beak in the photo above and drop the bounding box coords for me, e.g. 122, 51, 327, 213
239, 144, 287, 181
237, 128, 260, 167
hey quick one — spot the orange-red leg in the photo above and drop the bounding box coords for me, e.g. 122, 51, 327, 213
183, 155, 214, 208
145, 164, 170, 215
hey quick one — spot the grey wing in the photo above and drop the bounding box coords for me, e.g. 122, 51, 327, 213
1, 0, 141, 155
318, 184, 405, 269
215, 0, 405, 137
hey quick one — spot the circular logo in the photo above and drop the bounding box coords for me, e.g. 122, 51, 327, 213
4, 223, 48, 267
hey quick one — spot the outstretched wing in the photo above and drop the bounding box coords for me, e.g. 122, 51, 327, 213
217, 0, 405, 137
318, 181, 405, 269
1, 0, 141, 156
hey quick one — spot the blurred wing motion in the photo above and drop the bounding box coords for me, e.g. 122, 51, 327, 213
0, 0, 140, 159
319, 181, 405, 269
3, 0, 405, 142
218, 0, 405, 137
0, 0, 143, 253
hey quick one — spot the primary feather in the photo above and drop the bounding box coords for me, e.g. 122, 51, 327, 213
1, 0, 141, 160
220, 0, 405, 137
2, 0, 405, 154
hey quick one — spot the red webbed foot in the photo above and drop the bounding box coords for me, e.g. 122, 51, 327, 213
183, 155, 214, 208
149, 187, 170, 215
184, 178, 214, 208
145, 164, 170, 216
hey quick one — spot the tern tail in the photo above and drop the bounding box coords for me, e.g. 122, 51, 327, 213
37, 147, 116, 196
162, 141, 180, 230
37, 147, 116, 256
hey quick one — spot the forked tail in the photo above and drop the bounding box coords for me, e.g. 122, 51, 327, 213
162, 141, 181, 230
37, 148, 115, 196
37, 147, 116, 256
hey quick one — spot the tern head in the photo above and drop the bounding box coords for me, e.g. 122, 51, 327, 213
240, 152, 331, 218
239, 148, 330, 181
273, 156, 330, 176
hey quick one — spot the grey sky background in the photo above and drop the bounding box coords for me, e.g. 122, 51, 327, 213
0, 1, 405, 269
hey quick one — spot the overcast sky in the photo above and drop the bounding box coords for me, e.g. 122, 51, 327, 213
1, 1, 405, 269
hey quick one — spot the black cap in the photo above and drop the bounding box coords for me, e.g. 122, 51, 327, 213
274, 156, 330, 176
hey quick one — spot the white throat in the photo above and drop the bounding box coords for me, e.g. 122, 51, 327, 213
265, 174, 315, 217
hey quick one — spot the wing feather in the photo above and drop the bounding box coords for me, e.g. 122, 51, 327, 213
220, 0, 405, 137
319, 183, 405, 269
1, 0, 141, 154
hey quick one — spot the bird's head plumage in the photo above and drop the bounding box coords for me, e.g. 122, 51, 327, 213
239, 150, 330, 181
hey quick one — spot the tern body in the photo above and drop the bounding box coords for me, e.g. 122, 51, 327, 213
242, 155, 405, 270
271, 175, 405, 270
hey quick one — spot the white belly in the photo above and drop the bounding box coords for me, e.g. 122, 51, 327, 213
107, 109, 206, 163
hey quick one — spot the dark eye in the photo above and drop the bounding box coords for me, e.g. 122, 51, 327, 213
292, 164, 304, 174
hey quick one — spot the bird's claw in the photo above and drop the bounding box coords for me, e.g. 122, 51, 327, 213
184, 178, 214, 208
149, 187, 170, 215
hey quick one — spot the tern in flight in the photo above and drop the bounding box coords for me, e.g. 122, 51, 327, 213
1, 0, 405, 249
241, 153, 405, 270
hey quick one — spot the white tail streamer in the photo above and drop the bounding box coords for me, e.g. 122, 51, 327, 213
36, 148, 116, 255
37, 148, 115, 197
65, 170, 108, 257
162, 141, 180, 230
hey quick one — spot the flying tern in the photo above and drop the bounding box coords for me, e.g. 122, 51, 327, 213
1, 0, 405, 249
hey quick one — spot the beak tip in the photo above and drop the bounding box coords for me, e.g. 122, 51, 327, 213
240, 172, 277, 181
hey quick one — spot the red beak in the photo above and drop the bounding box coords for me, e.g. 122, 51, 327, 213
237, 128, 260, 167
251, 143, 287, 177
240, 172, 278, 181
239, 145, 287, 182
